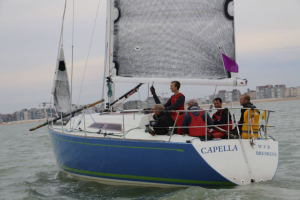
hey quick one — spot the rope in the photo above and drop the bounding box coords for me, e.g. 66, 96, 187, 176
71, 105, 80, 129
113, 98, 126, 110
86, 108, 103, 131
68, 112, 85, 132
70, 106, 86, 131
76, 0, 102, 106
124, 127, 141, 136
107, 82, 114, 97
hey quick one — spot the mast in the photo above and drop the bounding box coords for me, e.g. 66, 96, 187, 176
104, 0, 118, 110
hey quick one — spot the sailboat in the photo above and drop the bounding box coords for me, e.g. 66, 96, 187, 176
31, 0, 278, 187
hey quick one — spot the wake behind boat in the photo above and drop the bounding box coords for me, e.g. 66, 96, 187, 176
30, 0, 278, 187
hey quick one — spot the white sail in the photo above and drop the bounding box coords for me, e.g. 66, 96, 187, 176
106, 0, 244, 86
52, 48, 71, 114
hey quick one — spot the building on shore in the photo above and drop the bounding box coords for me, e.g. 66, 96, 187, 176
20, 109, 28, 121
145, 96, 163, 108
197, 97, 208, 105
256, 85, 274, 99
209, 89, 238, 103
232, 89, 241, 102
274, 85, 286, 98
297, 86, 300, 97
123, 100, 147, 110
244, 88, 257, 100
224, 91, 233, 103
0, 113, 3, 123
29, 108, 37, 120
285, 87, 297, 98
13, 111, 20, 121
2, 114, 13, 122
249, 90, 257, 100
161, 97, 169, 105
218, 90, 226, 102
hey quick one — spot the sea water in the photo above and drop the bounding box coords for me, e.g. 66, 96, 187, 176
1, 100, 300, 200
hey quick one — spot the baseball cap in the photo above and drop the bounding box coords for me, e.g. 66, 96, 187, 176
187, 99, 198, 104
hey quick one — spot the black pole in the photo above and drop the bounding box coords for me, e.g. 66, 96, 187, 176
30, 99, 105, 131
110, 83, 143, 107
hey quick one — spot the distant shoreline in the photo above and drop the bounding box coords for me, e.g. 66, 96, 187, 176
0, 119, 46, 126
1, 97, 299, 126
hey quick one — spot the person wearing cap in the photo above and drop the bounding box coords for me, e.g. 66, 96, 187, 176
182, 99, 215, 140
150, 81, 185, 134
182, 99, 228, 140
149, 104, 176, 136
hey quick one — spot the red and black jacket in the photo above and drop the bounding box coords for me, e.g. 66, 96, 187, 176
212, 108, 233, 132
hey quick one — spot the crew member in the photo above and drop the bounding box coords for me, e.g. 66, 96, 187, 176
150, 81, 185, 134
150, 104, 176, 135
212, 98, 233, 138
231, 95, 260, 139
182, 99, 227, 140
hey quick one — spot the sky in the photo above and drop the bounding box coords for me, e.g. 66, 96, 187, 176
0, 0, 299, 114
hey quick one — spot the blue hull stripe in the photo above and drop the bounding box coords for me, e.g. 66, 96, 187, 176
52, 135, 184, 152
48, 128, 236, 187
58, 163, 234, 185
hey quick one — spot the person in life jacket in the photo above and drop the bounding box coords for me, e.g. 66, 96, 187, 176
231, 94, 260, 139
212, 98, 233, 138
150, 81, 185, 134
182, 99, 226, 140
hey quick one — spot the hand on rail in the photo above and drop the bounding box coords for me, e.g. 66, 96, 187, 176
211, 126, 228, 135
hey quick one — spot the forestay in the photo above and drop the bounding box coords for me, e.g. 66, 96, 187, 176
107, 0, 245, 86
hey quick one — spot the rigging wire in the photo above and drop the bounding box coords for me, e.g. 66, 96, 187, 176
71, 0, 101, 128
209, 85, 217, 113
138, 90, 141, 101
70, 0, 75, 129
76, 0, 102, 106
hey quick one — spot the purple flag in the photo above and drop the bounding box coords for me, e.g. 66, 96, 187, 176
222, 53, 239, 73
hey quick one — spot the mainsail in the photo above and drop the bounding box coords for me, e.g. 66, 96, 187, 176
51, 48, 71, 115
107, 0, 244, 86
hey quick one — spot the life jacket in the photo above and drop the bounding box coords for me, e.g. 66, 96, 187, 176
212, 109, 233, 132
241, 108, 260, 139
170, 93, 185, 134
170, 93, 185, 114
188, 111, 209, 137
